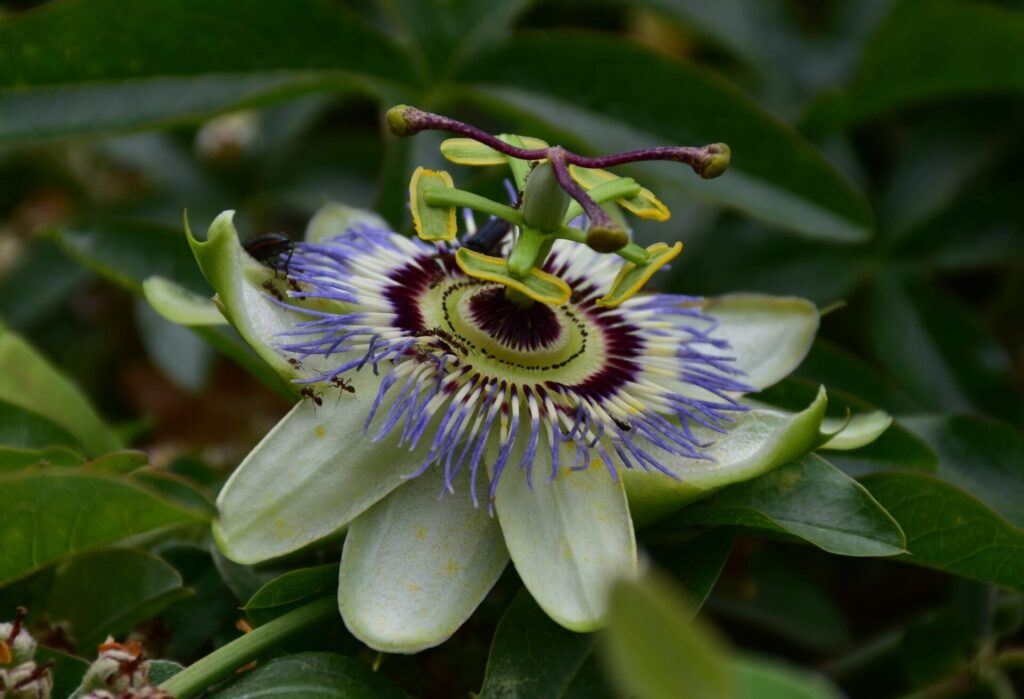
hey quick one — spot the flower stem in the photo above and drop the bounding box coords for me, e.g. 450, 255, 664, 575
158, 597, 336, 699
423, 188, 524, 226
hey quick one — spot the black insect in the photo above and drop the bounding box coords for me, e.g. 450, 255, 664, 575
463, 217, 511, 254
244, 232, 295, 273
261, 278, 284, 301
287, 357, 303, 369
330, 376, 356, 394
299, 386, 323, 408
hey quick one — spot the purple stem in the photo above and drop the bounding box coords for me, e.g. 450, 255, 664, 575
548, 148, 615, 230
400, 106, 719, 175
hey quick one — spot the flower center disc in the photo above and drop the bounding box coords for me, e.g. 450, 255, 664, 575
425, 281, 601, 384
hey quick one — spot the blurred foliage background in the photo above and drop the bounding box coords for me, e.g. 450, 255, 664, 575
0, 0, 1023, 697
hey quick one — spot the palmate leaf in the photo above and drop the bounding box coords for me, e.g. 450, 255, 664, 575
0, 0, 416, 144
458, 33, 873, 243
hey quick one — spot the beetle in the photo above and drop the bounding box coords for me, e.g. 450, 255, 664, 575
244, 232, 295, 273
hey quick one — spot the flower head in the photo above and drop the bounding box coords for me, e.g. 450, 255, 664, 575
176, 109, 832, 652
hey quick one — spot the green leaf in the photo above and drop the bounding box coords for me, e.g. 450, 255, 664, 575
899, 609, 973, 689
0, 446, 85, 473
0, 400, 80, 450
734, 656, 845, 699
861, 472, 1024, 590
148, 660, 185, 686
901, 415, 1024, 529
0, 238, 91, 331
206, 652, 407, 699
53, 219, 210, 294
480, 591, 600, 699
386, 0, 531, 78
0, 0, 415, 144
45, 549, 190, 650
245, 564, 338, 627
605, 575, 735, 699
82, 449, 149, 475
0, 470, 206, 586
804, 0, 1024, 129
460, 34, 873, 242
481, 531, 732, 699
0, 328, 120, 456
673, 454, 906, 557
795, 339, 922, 415
869, 272, 1020, 422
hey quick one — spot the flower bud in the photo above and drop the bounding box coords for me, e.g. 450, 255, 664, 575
695, 143, 730, 179
385, 105, 420, 138
2, 661, 53, 699
522, 162, 570, 233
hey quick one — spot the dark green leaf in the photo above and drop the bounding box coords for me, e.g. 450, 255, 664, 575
899, 609, 973, 688
709, 554, 851, 653
902, 415, 1024, 529
861, 472, 1024, 590
206, 652, 407, 698
52, 219, 209, 294
0, 470, 206, 585
386, 0, 531, 79
130, 471, 216, 516
673, 454, 906, 556
244, 564, 338, 627
134, 297, 215, 392
805, 0, 1024, 129
46, 549, 190, 650
460, 34, 873, 242
795, 339, 922, 415
0, 238, 90, 331
148, 660, 185, 685
869, 272, 1020, 422
0, 328, 120, 456
0, 0, 416, 143
657, 529, 734, 610
827, 422, 938, 477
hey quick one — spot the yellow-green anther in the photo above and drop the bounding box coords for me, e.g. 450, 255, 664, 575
586, 225, 630, 253
522, 162, 571, 233
697, 143, 731, 179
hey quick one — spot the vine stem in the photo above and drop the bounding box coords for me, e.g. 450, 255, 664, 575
159, 597, 336, 699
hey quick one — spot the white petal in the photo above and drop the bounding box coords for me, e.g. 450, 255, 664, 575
702, 294, 819, 390
339, 467, 508, 653
820, 410, 893, 450
624, 387, 828, 525
493, 445, 637, 632
304, 202, 390, 243
214, 376, 425, 564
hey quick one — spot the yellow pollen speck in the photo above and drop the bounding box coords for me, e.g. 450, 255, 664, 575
407, 582, 421, 593
416, 527, 426, 541
314, 424, 326, 439
446, 559, 459, 576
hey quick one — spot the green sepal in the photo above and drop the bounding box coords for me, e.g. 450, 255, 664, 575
410, 167, 457, 242
597, 242, 681, 307
440, 135, 548, 166
143, 276, 226, 326
569, 164, 670, 221
454, 248, 570, 305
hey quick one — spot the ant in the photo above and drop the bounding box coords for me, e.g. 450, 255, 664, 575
261, 278, 285, 302
287, 357, 303, 370
299, 386, 323, 408
330, 376, 356, 394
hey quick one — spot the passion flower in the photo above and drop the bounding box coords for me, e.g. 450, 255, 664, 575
169, 108, 844, 653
